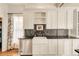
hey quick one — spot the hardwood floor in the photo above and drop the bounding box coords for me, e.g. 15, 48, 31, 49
0, 49, 18, 56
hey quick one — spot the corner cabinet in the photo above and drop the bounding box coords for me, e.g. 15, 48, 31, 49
46, 9, 57, 29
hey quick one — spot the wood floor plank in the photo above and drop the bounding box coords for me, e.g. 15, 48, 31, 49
0, 49, 18, 56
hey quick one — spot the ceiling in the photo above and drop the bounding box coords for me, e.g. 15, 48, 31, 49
7, 3, 79, 8
7, 3, 64, 8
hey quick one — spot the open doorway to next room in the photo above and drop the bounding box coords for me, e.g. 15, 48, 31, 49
7, 14, 24, 51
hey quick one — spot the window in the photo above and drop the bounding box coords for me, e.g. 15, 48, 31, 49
12, 14, 23, 48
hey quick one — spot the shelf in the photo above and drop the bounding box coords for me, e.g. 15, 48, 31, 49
35, 12, 46, 16
34, 18, 46, 20
34, 12, 46, 24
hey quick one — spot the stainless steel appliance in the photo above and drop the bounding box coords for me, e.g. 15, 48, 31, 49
19, 39, 32, 56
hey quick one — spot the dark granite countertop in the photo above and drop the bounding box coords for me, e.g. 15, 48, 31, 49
19, 36, 33, 39
19, 36, 79, 39
46, 36, 79, 39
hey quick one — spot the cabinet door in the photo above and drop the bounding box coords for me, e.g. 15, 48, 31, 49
38, 44, 48, 56
58, 39, 64, 56
47, 9, 57, 29
32, 37, 48, 56
64, 39, 73, 56
32, 38, 39, 56
58, 8, 67, 29
23, 10, 34, 29
48, 39, 57, 56
67, 8, 73, 29
73, 39, 79, 56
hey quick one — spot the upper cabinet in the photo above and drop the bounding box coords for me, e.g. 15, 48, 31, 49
58, 8, 67, 29
23, 9, 47, 29
58, 8, 73, 29
67, 8, 73, 29
23, 8, 73, 29
47, 8, 73, 29
23, 10, 34, 29
47, 9, 57, 29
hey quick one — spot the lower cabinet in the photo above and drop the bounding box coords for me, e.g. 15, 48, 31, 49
58, 39, 64, 56
64, 39, 73, 56
48, 39, 57, 56
32, 37, 48, 56
58, 39, 73, 56
73, 39, 79, 56
48, 39, 73, 56
32, 39, 58, 56
32, 38, 79, 56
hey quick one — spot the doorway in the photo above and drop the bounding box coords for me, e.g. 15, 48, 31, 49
0, 17, 2, 51
7, 14, 24, 50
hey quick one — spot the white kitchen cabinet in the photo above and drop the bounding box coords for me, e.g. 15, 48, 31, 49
32, 37, 48, 56
33, 10, 47, 24
58, 39, 64, 56
73, 39, 79, 56
48, 39, 57, 56
47, 9, 57, 29
47, 8, 73, 29
23, 8, 73, 29
58, 8, 67, 29
67, 8, 73, 29
69, 9, 79, 38
24, 9, 47, 29
64, 39, 73, 56
58, 39, 73, 56
23, 10, 34, 29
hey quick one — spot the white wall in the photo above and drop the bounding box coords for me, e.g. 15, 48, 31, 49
24, 3, 56, 9
7, 4, 24, 13
7, 3, 56, 13
0, 4, 8, 52
63, 3, 79, 7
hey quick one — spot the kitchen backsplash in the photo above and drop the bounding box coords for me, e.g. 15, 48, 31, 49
24, 29, 68, 39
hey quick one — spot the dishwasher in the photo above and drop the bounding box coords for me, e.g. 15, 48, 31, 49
19, 39, 32, 56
